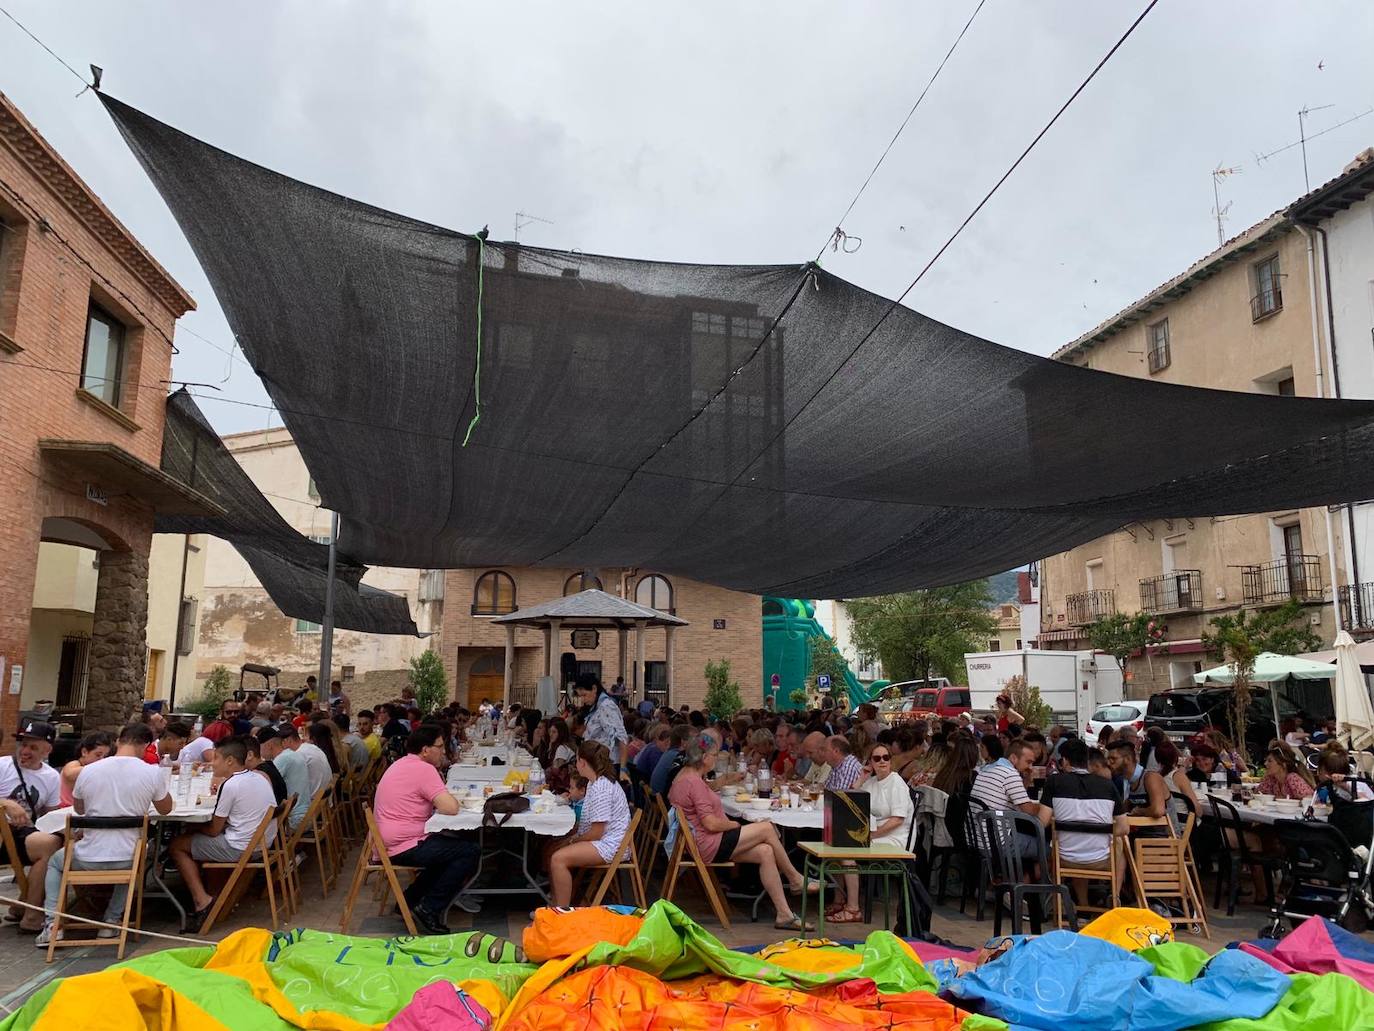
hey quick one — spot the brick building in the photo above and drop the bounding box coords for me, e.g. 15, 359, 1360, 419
0, 90, 202, 731
440, 568, 761, 712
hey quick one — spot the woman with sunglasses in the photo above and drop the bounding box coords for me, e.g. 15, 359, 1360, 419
826, 743, 915, 924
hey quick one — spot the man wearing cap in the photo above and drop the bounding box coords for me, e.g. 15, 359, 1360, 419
0, 722, 64, 931
255, 725, 311, 831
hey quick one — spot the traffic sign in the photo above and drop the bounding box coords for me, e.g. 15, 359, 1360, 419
770, 673, 781, 687
817, 674, 831, 691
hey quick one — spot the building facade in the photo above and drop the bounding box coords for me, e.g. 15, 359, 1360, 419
1038, 200, 1354, 697
986, 602, 1023, 653
813, 600, 883, 684
1290, 149, 1374, 636
440, 567, 761, 712
193, 427, 438, 708
0, 90, 201, 731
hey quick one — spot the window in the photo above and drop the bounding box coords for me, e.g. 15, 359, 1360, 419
635, 574, 674, 614
1147, 318, 1170, 373
295, 618, 321, 634
307, 476, 319, 500
1277, 377, 1295, 396
81, 303, 125, 407
1252, 254, 1283, 320
987, 639, 1000, 651
309, 533, 331, 546
563, 572, 603, 595
472, 570, 517, 615
949, 690, 971, 708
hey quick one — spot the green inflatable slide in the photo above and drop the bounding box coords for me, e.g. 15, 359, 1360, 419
761, 597, 887, 712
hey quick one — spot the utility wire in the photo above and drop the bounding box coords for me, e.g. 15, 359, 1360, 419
816, 0, 987, 261
0, 5, 90, 88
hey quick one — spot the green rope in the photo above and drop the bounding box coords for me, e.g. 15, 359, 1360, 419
461, 234, 486, 447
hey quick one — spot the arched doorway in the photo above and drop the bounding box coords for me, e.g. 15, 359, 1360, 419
466, 653, 505, 711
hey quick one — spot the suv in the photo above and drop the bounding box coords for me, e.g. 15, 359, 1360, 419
880, 680, 971, 723
1144, 686, 1300, 760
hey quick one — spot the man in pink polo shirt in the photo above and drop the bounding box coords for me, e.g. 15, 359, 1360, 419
372, 724, 477, 934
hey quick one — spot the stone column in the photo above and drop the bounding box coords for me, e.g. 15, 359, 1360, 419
502, 624, 516, 708
85, 548, 149, 731
664, 625, 677, 709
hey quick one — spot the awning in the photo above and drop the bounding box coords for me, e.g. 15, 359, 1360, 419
1193, 652, 1337, 684
39, 439, 223, 517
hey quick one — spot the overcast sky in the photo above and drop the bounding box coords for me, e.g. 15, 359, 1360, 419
5, 1, 1373, 436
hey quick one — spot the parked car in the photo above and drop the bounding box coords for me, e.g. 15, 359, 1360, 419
1082, 701, 1147, 741
879, 680, 971, 724
1144, 686, 1304, 761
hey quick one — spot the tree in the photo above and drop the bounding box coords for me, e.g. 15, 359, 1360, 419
1084, 612, 1167, 683
703, 659, 744, 721
185, 665, 234, 721
807, 633, 851, 699
407, 649, 449, 716
1004, 674, 1055, 730
1202, 601, 1322, 762
788, 688, 810, 710
848, 581, 997, 684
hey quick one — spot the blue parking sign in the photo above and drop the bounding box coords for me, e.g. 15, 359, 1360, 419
817, 674, 831, 690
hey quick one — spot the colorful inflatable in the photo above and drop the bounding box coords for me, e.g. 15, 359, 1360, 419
2, 903, 1373, 1030
761, 597, 876, 710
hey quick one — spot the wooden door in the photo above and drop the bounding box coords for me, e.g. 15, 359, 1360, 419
468, 673, 505, 711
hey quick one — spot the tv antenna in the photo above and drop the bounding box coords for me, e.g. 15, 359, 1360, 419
1297, 104, 1336, 191
514, 211, 553, 243
1211, 164, 1242, 247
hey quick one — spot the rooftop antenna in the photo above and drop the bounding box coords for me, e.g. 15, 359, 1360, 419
1211, 163, 1242, 246
1298, 103, 1335, 191
514, 211, 553, 243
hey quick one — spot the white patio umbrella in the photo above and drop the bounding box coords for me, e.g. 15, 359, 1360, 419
1193, 652, 1337, 742
1333, 630, 1374, 755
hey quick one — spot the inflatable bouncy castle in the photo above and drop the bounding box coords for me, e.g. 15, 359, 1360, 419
761, 597, 883, 711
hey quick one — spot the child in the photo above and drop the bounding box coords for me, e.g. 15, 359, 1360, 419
566, 775, 588, 825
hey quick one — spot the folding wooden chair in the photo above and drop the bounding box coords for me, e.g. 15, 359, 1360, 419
638, 792, 669, 887
0, 817, 30, 900
661, 806, 735, 928
46, 814, 148, 962
1051, 819, 1125, 927
199, 808, 282, 934
1130, 815, 1210, 939
339, 805, 421, 935
270, 797, 299, 915
287, 786, 339, 893
580, 810, 647, 908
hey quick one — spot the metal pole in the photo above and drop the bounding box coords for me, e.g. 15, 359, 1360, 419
318, 510, 339, 689
167, 434, 199, 711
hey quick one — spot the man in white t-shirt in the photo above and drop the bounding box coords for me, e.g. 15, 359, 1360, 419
168, 738, 277, 929
173, 720, 215, 766
37, 724, 172, 946
0, 722, 64, 931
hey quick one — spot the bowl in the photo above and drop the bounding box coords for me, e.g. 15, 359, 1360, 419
460, 797, 484, 811
747, 798, 773, 810
1254, 793, 1276, 804
1272, 799, 1302, 812
734, 793, 754, 804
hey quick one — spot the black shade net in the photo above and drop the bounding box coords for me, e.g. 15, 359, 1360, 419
106, 94, 1374, 598
158, 390, 421, 636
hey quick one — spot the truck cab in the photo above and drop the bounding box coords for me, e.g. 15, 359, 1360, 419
880, 679, 971, 723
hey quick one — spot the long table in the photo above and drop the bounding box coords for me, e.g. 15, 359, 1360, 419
720, 796, 823, 830
1201, 791, 1329, 827
424, 803, 574, 903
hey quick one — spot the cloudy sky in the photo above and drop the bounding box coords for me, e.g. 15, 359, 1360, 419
5, 1, 1372, 435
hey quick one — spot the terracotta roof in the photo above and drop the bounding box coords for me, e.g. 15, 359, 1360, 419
490, 588, 687, 628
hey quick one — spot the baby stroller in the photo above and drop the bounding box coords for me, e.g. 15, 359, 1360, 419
1260, 809, 1374, 938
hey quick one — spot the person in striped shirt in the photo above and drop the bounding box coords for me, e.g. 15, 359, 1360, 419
824, 737, 864, 791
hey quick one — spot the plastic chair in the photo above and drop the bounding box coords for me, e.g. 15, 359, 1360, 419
46, 814, 148, 962
961, 795, 992, 919
978, 809, 1075, 936
339, 804, 421, 935
1208, 794, 1282, 916
662, 805, 735, 928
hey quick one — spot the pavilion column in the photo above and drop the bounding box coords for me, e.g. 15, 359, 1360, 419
502, 624, 516, 707
664, 625, 677, 709
548, 619, 562, 683
542, 624, 553, 676
617, 626, 628, 689
634, 619, 647, 700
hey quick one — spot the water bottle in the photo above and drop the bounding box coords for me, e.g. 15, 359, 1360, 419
757, 766, 773, 799
178, 761, 193, 801
529, 764, 544, 796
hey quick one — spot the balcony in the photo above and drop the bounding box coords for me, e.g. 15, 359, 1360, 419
1241, 555, 1323, 606
1067, 588, 1116, 626
1147, 341, 1170, 374
1139, 570, 1202, 613
1338, 583, 1374, 634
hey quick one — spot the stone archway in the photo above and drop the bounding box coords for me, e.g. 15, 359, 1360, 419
37, 517, 149, 731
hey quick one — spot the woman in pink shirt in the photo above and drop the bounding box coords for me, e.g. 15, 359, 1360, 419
668, 733, 816, 931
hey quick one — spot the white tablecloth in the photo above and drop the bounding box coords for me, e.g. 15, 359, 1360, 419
36, 797, 216, 835
721, 796, 824, 830
447, 763, 537, 786
1201, 791, 1326, 826
424, 806, 574, 836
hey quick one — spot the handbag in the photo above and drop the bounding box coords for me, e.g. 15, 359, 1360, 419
481, 790, 530, 828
